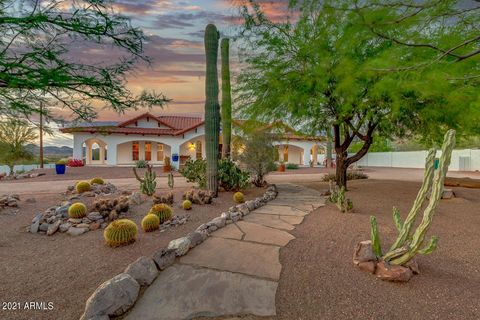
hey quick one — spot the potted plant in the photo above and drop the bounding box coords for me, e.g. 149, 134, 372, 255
55, 158, 68, 175
163, 156, 172, 172
278, 161, 286, 172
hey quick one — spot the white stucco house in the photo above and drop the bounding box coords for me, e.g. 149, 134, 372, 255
61, 112, 325, 169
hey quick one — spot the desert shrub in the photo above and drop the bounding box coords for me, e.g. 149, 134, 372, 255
135, 160, 148, 168
182, 200, 192, 210
141, 214, 160, 232
153, 192, 174, 205
233, 192, 245, 203
149, 204, 173, 223
218, 158, 250, 191
180, 159, 206, 188
322, 171, 368, 182
68, 202, 87, 218
67, 159, 84, 167
104, 219, 138, 247
92, 196, 130, 221
286, 163, 299, 169
76, 181, 91, 193
90, 177, 104, 185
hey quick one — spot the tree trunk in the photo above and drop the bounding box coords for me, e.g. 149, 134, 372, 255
8, 164, 14, 176
335, 148, 348, 189
326, 129, 333, 168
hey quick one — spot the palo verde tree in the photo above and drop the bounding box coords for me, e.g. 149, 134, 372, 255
236, 0, 477, 188
0, 0, 169, 120
0, 119, 37, 175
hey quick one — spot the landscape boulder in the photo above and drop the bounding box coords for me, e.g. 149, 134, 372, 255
375, 261, 412, 282
186, 231, 207, 249
124, 256, 158, 286
353, 240, 377, 265
80, 273, 140, 319
152, 249, 176, 270
167, 237, 191, 256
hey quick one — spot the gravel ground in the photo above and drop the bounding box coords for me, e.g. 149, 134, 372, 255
274, 179, 480, 320
0, 185, 265, 320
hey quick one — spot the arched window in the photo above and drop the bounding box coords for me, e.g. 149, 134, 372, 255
91, 143, 100, 161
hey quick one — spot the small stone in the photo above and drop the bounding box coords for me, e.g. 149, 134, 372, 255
77, 223, 90, 228
186, 231, 206, 248
101, 223, 108, 229
83, 191, 95, 197
207, 225, 218, 233
405, 259, 420, 275
69, 195, 80, 201
167, 237, 191, 256
209, 216, 226, 228
67, 227, 88, 236
442, 188, 454, 199
87, 212, 103, 221
90, 222, 101, 231
195, 223, 208, 232
358, 261, 376, 274
128, 192, 142, 205
220, 212, 230, 219
375, 261, 412, 282
25, 197, 36, 203
152, 249, 176, 270
353, 240, 377, 265
230, 212, 242, 222
39, 223, 49, 232
68, 218, 82, 224
59, 222, 72, 233
80, 273, 140, 319
124, 256, 158, 286
67, 185, 75, 191
47, 220, 62, 236
30, 213, 43, 233
237, 204, 250, 216
245, 200, 255, 211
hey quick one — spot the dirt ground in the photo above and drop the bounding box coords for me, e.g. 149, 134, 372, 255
0, 185, 265, 320
273, 179, 480, 320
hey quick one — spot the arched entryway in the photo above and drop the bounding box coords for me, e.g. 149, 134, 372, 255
83, 138, 108, 165
116, 140, 172, 165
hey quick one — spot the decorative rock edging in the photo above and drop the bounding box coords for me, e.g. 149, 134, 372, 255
79, 185, 278, 320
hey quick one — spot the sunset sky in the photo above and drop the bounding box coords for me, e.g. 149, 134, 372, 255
47, 0, 288, 147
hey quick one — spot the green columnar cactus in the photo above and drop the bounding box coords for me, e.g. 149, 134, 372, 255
221, 37, 232, 159
369, 129, 456, 266
168, 172, 174, 189
204, 24, 220, 197
133, 164, 157, 196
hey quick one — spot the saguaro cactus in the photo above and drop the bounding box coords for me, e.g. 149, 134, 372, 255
204, 24, 220, 196
133, 164, 157, 196
370, 129, 456, 266
221, 37, 232, 159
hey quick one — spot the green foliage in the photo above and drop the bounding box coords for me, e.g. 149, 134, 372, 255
221, 37, 232, 158
236, 131, 278, 187
218, 158, 250, 191
141, 214, 160, 232
149, 204, 173, 224
182, 200, 192, 210
181, 159, 207, 189
76, 181, 91, 193
322, 171, 368, 182
348, 136, 394, 153
370, 216, 382, 258
286, 163, 299, 170
90, 177, 104, 185
133, 164, 157, 196
371, 130, 456, 266
233, 192, 245, 204
204, 23, 220, 196
0, 0, 169, 119
68, 202, 87, 219
0, 119, 37, 175
104, 219, 138, 247
135, 160, 148, 168
56, 158, 68, 165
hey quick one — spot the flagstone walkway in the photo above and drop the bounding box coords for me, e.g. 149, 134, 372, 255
125, 184, 325, 320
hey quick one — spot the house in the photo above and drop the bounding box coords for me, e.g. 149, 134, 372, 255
60, 112, 325, 168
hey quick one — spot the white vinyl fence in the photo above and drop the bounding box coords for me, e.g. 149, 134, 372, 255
354, 149, 480, 171
0, 164, 56, 175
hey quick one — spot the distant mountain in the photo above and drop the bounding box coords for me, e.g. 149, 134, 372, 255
25, 144, 73, 157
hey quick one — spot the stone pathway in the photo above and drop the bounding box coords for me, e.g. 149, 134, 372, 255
125, 184, 325, 320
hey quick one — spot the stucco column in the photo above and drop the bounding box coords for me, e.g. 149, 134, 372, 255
171, 143, 181, 169
312, 144, 318, 167
303, 146, 311, 167
73, 135, 84, 160
105, 143, 117, 166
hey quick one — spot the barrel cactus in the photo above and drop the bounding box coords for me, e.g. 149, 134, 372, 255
149, 204, 173, 223
233, 192, 245, 203
68, 202, 87, 218
204, 23, 220, 197
368, 129, 456, 267
90, 177, 104, 185
76, 181, 91, 193
182, 200, 192, 210
104, 219, 138, 247
141, 214, 160, 232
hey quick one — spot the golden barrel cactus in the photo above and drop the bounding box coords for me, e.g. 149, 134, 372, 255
90, 177, 104, 185
104, 219, 138, 247
182, 200, 192, 210
233, 192, 245, 203
68, 202, 87, 218
142, 214, 160, 232
149, 203, 173, 223
76, 181, 91, 193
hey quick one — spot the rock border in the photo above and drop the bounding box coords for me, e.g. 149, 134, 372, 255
79, 185, 278, 320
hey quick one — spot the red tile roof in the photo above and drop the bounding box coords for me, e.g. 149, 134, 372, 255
60, 113, 204, 136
